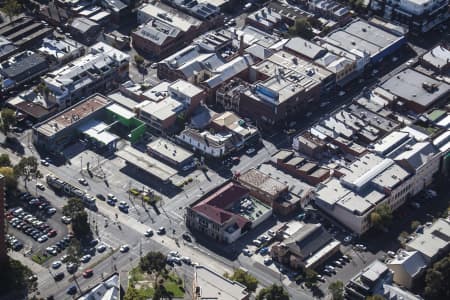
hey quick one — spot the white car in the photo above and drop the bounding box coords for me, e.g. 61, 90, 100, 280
80, 254, 91, 263
78, 178, 88, 186
246, 148, 256, 155
47, 207, 57, 214
36, 183, 45, 190
37, 235, 48, 243
242, 249, 252, 256
144, 229, 153, 237
40, 159, 49, 166
107, 194, 117, 201
120, 245, 130, 253
61, 216, 72, 224
52, 261, 62, 269
97, 244, 107, 253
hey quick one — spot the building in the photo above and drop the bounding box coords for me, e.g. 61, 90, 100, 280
0, 175, 6, 266
307, 0, 353, 24
420, 44, 450, 73
0, 16, 52, 50
292, 132, 327, 159
405, 218, 450, 263
239, 164, 314, 216
186, 181, 272, 243
386, 250, 427, 289
0, 36, 18, 61
69, 17, 101, 45
210, 111, 260, 148
79, 273, 120, 300
370, 0, 449, 33
379, 68, 450, 113
193, 265, 249, 300
271, 223, 341, 270
346, 260, 393, 299
6, 91, 58, 122
37, 37, 84, 68
318, 19, 406, 64
272, 150, 331, 185
177, 128, 231, 157
116, 145, 178, 183
314, 153, 412, 235
43, 42, 130, 108
162, 0, 222, 21
147, 138, 194, 169
133, 3, 205, 57
0, 51, 48, 92
241, 50, 331, 126
136, 80, 205, 133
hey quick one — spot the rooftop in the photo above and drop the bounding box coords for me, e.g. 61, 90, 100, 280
116, 145, 177, 182
139, 97, 184, 121
0, 51, 47, 80
147, 138, 193, 163
406, 218, 450, 260
380, 68, 450, 108
139, 3, 202, 32
194, 266, 248, 300
239, 168, 287, 197
422, 45, 450, 70
34, 94, 110, 137
78, 273, 120, 300
284, 37, 326, 60
71, 17, 98, 34
387, 250, 427, 278
38, 37, 82, 60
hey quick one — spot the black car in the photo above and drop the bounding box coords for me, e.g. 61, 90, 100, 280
96, 194, 105, 201
67, 286, 77, 295
53, 272, 64, 281
182, 233, 192, 242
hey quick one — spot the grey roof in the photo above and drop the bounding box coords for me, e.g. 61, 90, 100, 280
381, 68, 450, 108
0, 52, 48, 80
422, 45, 450, 69
135, 20, 181, 46
0, 37, 17, 59
71, 17, 99, 34
395, 142, 439, 171
285, 224, 333, 258
284, 37, 326, 60
102, 0, 127, 12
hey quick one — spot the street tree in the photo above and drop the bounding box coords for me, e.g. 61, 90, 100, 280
124, 285, 145, 300
256, 284, 289, 300
366, 295, 386, 300
14, 156, 38, 187
63, 198, 90, 238
289, 18, 314, 40
305, 268, 318, 288
0, 108, 17, 134
370, 204, 392, 230
328, 280, 344, 300
139, 251, 166, 285
66, 238, 82, 262
0, 154, 11, 167
227, 269, 258, 293
0, 166, 17, 189
0, 0, 21, 21
424, 253, 450, 299
134, 54, 144, 65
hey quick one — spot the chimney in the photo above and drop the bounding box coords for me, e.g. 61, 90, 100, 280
239, 34, 245, 55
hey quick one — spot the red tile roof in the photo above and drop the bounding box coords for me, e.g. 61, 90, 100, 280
192, 182, 250, 226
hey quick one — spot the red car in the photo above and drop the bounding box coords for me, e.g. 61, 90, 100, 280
48, 230, 57, 237
83, 269, 93, 278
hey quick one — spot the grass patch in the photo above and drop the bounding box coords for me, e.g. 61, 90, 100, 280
129, 188, 141, 196
31, 253, 51, 265
129, 267, 184, 298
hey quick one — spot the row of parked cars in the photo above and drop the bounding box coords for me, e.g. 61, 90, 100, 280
7, 207, 57, 243
322, 255, 351, 276
6, 233, 23, 251
21, 192, 56, 214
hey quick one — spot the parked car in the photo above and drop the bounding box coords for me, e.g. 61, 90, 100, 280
96, 194, 106, 201
61, 216, 72, 224
120, 244, 130, 253
67, 263, 77, 273
97, 244, 107, 253
157, 227, 166, 235
263, 257, 272, 265
182, 232, 192, 242
80, 254, 91, 263
242, 249, 252, 256
78, 178, 88, 186
52, 261, 62, 269
67, 286, 77, 295
36, 183, 45, 190
83, 269, 93, 278
40, 159, 49, 166
144, 229, 154, 237
246, 148, 256, 155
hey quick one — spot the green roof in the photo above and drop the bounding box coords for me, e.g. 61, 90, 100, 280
426, 109, 446, 122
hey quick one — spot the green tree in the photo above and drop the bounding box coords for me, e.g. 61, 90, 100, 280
0, 0, 21, 21
289, 18, 314, 40
139, 251, 166, 285
134, 54, 144, 65
424, 253, 450, 300
370, 204, 392, 230
411, 220, 421, 231
0, 166, 17, 189
228, 269, 258, 293
0, 108, 17, 134
63, 198, 91, 238
0, 154, 11, 167
14, 156, 38, 187
328, 281, 344, 300
66, 238, 82, 262
366, 295, 386, 300
305, 268, 318, 288
124, 285, 145, 300
256, 284, 289, 300
0, 258, 36, 296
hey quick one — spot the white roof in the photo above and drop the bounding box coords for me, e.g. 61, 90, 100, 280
194, 266, 248, 300
107, 103, 136, 119
147, 138, 193, 163
78, 120, 119, 146
387, 251, 427, 277
139, 3, 201, 32
406, 218, 450, 260
139, 97, 183, 121
437, 114, 450, 128
78, 273, 120, 300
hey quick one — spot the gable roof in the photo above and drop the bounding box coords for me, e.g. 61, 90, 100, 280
284, 223, 332, 258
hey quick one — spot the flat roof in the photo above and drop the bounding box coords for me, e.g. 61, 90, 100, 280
239, 168, 287, 197
407, 219, 450, 259
34, 94, 110, 137
107, 103, 136, 120
422, 45, 450, 69
147, 138, 193, 164
381, 69, 450, 108
79, 119, 119, 145
194, 266, 248, 300
139, 97, 184, 121
169, 79, 204, 98
116, 145, 177, 181
139, 3, 202, 32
